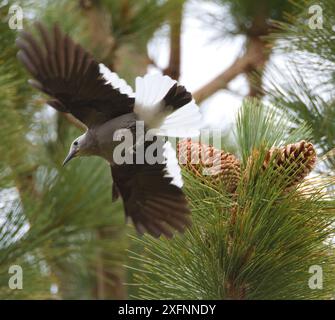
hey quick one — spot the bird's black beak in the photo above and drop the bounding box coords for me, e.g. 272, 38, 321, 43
62, 149, 77, 166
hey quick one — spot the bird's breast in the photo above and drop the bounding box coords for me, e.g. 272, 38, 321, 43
93, 113, 137, 164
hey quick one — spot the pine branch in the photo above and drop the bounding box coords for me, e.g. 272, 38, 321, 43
245, 36, 270, 97
193, 52, 252, 103
0, 1, 128, 299
193, 35, 271, 103
131, 100, 335, 300
163, 1, 183, 80
266, 0, 335, 170
192, 0, 296, 103
79, 0, 116, 67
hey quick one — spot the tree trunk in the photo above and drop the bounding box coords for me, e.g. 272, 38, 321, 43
79, 0, 116, 66
93, 228, 127, 300
193, 7, 272, 103
193, 53, 254, 103
79, 0, 127, 300
164, 1, 183, 80
245, 36, 270, 98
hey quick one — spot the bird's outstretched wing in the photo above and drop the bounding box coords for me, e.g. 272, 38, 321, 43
16, 23, 134, 128
111, 141, 191, 238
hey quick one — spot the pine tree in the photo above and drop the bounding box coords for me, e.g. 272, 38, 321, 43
0, 2, 127, 296
266, 0, 335, 170
2, 0, 335, 300
131, 100, 335, 299
193, 0, 300, 101
0, 0, 179, 299
130, 0, 335, 300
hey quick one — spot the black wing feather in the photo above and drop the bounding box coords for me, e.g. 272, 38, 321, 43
163, 83, 192, 110
111, 138, 191, 238
17, 23, 134, 127
111, 161, 191, 238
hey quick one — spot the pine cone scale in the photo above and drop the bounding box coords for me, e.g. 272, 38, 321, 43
261, 140, 317, 190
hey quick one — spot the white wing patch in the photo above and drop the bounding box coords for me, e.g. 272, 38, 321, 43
134, 73, 176, 128
162, 141, 183, 188
134, 73, 203, 137
135, 73, 176, 108
99, 63, 135, 97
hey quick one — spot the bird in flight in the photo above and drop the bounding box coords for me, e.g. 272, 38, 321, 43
16, 23, 202, 238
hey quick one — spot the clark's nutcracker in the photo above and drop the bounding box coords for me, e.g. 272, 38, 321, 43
16, 23, 202, 238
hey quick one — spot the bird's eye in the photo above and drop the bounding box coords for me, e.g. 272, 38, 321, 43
73, 141, 78, 146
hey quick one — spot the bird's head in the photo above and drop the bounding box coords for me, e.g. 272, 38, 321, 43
63, 134, 90, 166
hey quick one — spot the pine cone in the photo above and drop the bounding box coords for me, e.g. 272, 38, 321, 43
177, 140, 241, 193
262, 140, 317, 190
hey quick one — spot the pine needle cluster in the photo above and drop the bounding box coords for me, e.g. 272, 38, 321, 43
131, 100, 335, 300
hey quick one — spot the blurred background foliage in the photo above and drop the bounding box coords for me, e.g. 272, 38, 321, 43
0, 0, 334, 299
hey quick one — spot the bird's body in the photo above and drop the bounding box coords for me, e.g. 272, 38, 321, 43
16, 23, 203, 238
87, 112, 137, 164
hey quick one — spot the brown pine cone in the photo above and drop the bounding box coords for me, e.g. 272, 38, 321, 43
177, 140, 241, 193
262, 140, 317, 190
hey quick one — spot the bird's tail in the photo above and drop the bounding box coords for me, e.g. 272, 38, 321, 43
134, 73, 202, 137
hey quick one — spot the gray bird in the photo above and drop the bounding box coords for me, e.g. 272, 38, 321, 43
16, 23, 202, 238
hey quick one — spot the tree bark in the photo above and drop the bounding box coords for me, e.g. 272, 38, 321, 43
193, 48, 255, 104
245, 36, 270, 98
164, 1, 183, 80
193, 7, 272, 103
79, 0, 116, 67
63, 113, 86, 131
93, 228, 127, 300
79, 0, 127, 300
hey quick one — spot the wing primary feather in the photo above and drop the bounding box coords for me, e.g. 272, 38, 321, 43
145, 198, 190, 222
15, 38, 41, 73
36, 23, 58, 77
141, 221, 162, 238
35, 22, 53, 54
17, 32, 50, 78
54, 24, 65, 78
64, 35, 75, 80
142, 206, 188, 233
27, 79, 47, 93
17, 23, 135, 127
17, 51, 38, 77
111, 160, 191, 238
